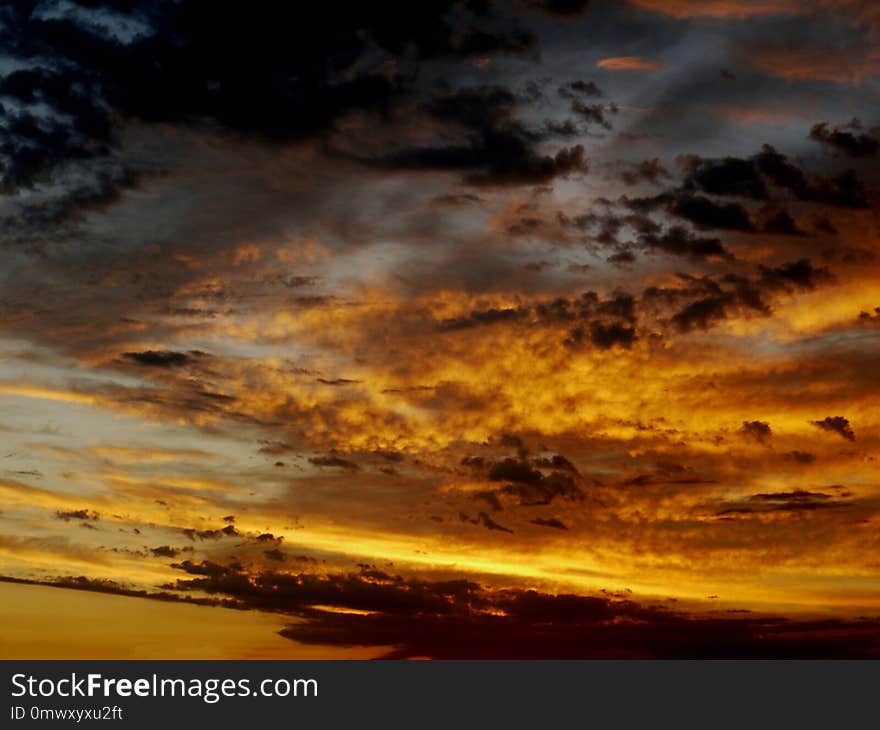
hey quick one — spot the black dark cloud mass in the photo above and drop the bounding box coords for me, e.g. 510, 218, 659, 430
620, 158, 669, 186
378, 85, 589, 186
809, 121, 879, 159
637, 225, 732, 260
680, 145, 869, 209
150, 545, 190, 558
463, 455, 585, 508
181, 525, 240, 541
55, 509, 99, 522
810, 416, 856, 441
122, 350, 203, 367
0, 0, 581, 223
523, 0, 591, 17
140, 565, 880, 658
740, 420, 772, 443
530, 517, 568, 529
639, 258, 828, 334
715, 489, 853, 518
309, 455, 360, 470
460, 511, 515, 533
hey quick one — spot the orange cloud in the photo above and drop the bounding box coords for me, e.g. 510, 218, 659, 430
715, 106, 806, 127
597, 56, 665, 71
741, 45, 880, 83
628, 0, 800, 19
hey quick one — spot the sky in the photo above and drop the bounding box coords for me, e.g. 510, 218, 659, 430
1, 0, 880, 658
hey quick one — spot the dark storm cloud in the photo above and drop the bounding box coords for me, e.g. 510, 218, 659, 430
529, 517, 568, 529
668, 194, 755, 232
566, 321, 637, 349
637, 226, 732, 261
809, 121, 879, 159
785, 451, 816, 465
650, 259, 829, 333
150, 545, 190, 558
460, 511, 515, 533
171, 559, 245, 579
859, 307, 880, 324
437, 290, 638, 349
309, 455, 360, 470
154, 564, 880, 659
0, 0, 556, 224
55, 509, 99, 522
0, 575, 235, 609
558, 80, 603, 99
645, 272, 768, 333
681, 145, 869, 209
181, 525, 241, 541
3, 168, 140, 230
569, 100, 617, 129
378, 85, 588, 186
607, 250, 637, 266
463, 452, 586, 512
716, 489, 850, 516
470, 456, 585, 506
810, 416, 856, 442
255, 533, 283, 544
740, 420, 772, 444
759, 259, 831, 292
620, 158, 670, 186
623, 192, 807, 239
438, 304, 528, 330
434, 249, 830, 341
759, 207, 805, 236
121, 350, 203, 368
532, 454, 578, 473
523, 0, 591, 17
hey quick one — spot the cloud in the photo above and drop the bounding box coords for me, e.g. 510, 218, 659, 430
809, 121, 879, 158
558, 80, 603, 99
309, 455, 360, 470
740, 45, 880, 85
462, 456, 587, 507
530, 517, 568, 529
810, 416, 856, 441
181, 525, 241, 541
597, 56, 665, 72
740, 420, 772, 443
568, 321, 638, 349
621, 158, 670, 186
153, 564, 880, 658
639, 226, 732, 260
2, 0, 880, 661
645, 260, 826, 334
55, 509, 99, 522
627, 0, 801, 19
784, 451, 815, 464
376, 85, 589, 185
524, 0, 592, 17
680, 145, 869, 208
122, 350, 203, 368
717, 489, 850, 516
150, 545, 191, 558
668, 194, 755, 232
460, 511, 515, 533
0, 0, 555, 224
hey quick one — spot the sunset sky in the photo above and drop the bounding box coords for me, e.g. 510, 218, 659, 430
1, 0, 880, 658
